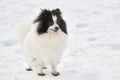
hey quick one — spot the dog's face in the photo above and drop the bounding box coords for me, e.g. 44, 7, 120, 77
34, 8, 67, 35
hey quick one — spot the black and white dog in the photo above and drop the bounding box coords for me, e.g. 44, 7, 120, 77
18, 8, 67, 76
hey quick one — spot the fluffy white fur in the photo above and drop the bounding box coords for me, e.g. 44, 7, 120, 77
18, 16, 67, 75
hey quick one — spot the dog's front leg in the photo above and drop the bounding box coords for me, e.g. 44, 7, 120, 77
36, 65, 45, 76
51, 64, 60, 76
26, 67, 32, 71
26, 59, 33, 71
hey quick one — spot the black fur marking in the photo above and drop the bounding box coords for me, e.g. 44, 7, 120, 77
38, 73, 45, 76
52, 9, 67, 34
26, 68, 32, 71
52, 72, 60, 76
34, 8, 67, 35
56, 16, 67, 34
42, 67, 47, 69
34, 9, 53, 34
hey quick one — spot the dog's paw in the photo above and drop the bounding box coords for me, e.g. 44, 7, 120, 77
37, 73, 45, 76
26, 68, 32, 71
52, 72, 60, 76
42, 67, 47, 69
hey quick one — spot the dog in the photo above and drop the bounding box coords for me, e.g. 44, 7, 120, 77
18, 8, 67, 76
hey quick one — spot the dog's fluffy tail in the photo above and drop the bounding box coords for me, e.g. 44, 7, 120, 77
17, 19, 33, 44
17, 9, 41, 44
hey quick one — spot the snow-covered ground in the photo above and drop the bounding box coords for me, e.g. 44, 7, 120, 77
0, 0, 120, 80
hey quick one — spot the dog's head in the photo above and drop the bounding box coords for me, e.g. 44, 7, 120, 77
34, 8, 67, 35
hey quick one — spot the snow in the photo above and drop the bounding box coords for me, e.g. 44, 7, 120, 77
0, 0, 120, 80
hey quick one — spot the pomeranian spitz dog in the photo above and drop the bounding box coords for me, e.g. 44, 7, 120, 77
18, 8, 67, 76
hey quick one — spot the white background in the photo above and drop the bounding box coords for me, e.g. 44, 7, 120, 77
0, 0, 120, 80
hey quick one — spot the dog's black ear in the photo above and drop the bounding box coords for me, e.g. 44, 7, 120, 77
52, 8, 61, 16
34, 9, 50, 23
40, 8, 43, 11
42, 9, 49, 17
55, 8, 61, 15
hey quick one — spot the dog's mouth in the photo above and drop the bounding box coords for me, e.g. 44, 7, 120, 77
48, 28, 59, 32
53, 29, 58, 32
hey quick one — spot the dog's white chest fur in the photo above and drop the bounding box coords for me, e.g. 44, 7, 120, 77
23, 25, 67, 67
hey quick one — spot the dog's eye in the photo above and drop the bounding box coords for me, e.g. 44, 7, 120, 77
49, 22, 54, 26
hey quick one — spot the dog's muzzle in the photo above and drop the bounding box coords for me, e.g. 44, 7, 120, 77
49, 27, 59, 32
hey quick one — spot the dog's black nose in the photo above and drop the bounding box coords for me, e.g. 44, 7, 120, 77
55, 27, 59, 30
54, 27, 59, 32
